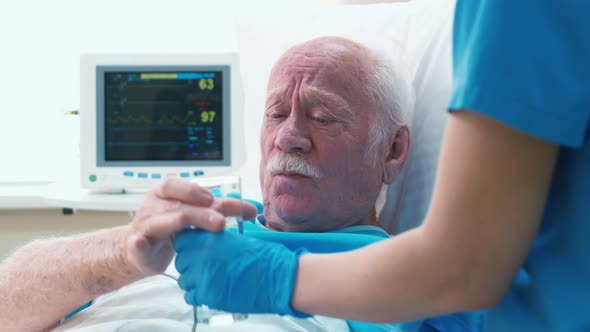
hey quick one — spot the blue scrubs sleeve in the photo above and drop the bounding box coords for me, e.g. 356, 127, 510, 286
449, 0, 590, 147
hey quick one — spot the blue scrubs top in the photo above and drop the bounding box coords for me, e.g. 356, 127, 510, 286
449, 1, 590, 331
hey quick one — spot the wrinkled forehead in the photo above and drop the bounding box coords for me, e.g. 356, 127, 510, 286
266, 84, 353, 117
267, 41, 374, 102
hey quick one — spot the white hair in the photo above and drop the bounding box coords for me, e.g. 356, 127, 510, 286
364, 51, 415, 166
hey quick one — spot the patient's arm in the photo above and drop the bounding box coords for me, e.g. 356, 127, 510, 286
0, 226, 141, 331
292, 110, 559, 322
0, 177, 255, 331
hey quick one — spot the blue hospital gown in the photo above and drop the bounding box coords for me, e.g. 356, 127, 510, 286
243, 220, 482, 332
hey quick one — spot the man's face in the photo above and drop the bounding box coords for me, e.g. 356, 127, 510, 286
259, 42, 386, 232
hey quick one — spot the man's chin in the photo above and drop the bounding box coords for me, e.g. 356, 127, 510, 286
265, 206, 314, 232
264, 192, 319, 231
265, 219, 313, 232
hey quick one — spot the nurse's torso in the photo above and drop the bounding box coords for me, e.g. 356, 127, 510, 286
485, 132, 590, 331
451, 1, 590, 330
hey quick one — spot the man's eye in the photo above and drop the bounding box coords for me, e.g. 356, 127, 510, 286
312, 117, 330, 124
265, 111, 287, 120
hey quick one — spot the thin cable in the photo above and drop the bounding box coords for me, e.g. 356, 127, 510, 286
192, 305, 198, 332
237, 175, 244, 235
160, 273, 197, 332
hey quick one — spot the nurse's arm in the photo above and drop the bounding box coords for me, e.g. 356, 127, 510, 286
292, 110, 559, 322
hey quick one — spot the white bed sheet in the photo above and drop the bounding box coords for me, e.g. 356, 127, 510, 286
53, 264, 349, 332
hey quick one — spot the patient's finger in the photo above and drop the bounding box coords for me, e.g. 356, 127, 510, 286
153, 177, 214, 206
140, 205, 226, 236
134, 195, 182, 220
209, 198, 259, 221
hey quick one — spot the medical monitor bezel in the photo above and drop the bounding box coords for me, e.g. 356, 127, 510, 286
80, 53, 244, 192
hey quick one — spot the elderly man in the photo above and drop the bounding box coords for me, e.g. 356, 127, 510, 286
0, 37, 475, 331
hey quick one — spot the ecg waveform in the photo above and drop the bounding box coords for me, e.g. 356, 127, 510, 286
107, 114, 200, 126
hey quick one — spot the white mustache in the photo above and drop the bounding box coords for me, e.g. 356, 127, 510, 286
266, 154, 322, 178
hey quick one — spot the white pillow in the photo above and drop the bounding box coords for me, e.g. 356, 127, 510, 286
235, 0, 455, 234
377, 0, 455, 234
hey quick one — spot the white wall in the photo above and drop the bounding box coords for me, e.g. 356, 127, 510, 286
0, 0, 319, 188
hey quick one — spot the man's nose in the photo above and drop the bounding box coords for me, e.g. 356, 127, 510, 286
274, 114, 312, 154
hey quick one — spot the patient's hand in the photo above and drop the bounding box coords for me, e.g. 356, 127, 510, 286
126, 177, 257, 277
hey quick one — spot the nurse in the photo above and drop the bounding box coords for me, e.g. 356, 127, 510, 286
174, 1, 590, 330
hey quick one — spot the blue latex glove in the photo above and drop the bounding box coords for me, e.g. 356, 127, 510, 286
174, 229, 310, 317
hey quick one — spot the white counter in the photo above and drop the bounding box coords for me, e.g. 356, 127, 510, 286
0, 182, 144, 212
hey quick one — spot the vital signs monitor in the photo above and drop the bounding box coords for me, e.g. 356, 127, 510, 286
80, 53, 244, 192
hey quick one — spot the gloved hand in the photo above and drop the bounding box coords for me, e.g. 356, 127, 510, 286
174, 229, 310, 317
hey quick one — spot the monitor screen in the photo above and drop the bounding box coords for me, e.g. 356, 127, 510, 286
97, 66, 231, 166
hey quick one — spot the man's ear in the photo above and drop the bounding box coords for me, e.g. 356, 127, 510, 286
382, 125, 410, 184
